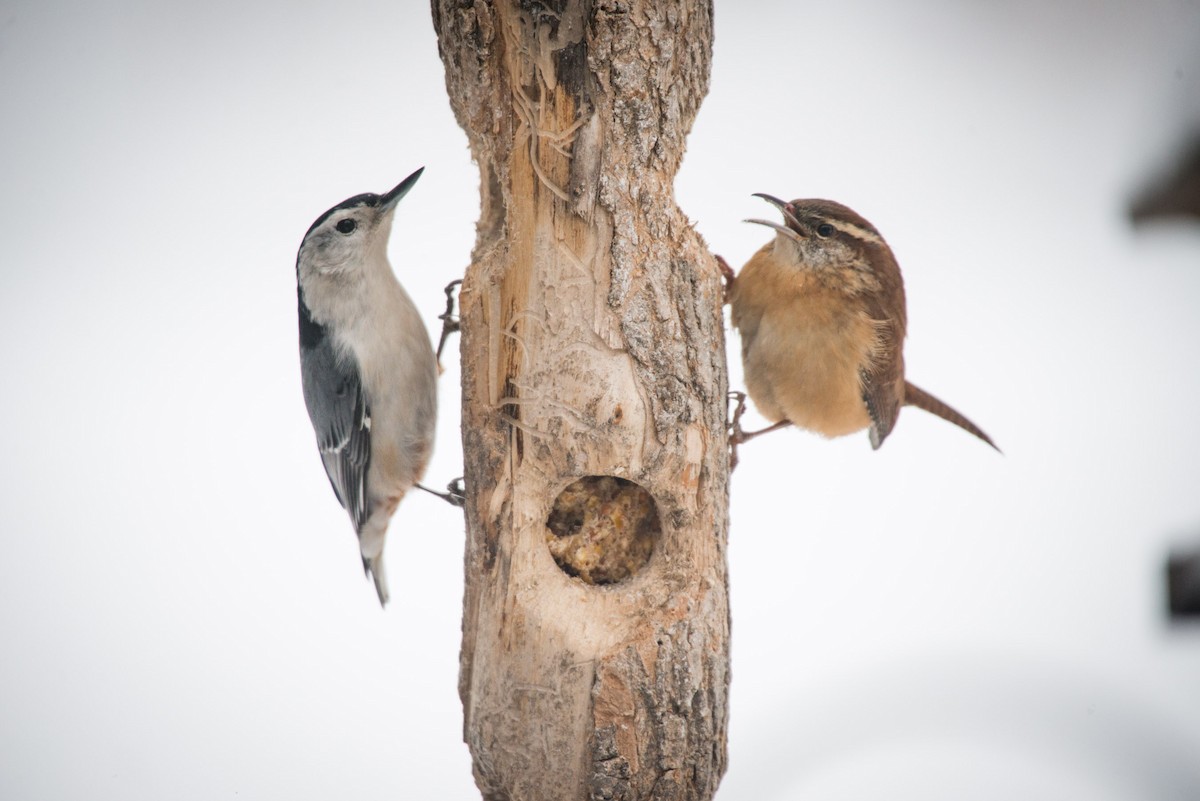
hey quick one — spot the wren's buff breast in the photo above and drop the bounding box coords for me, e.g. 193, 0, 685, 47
727, 194, 996, 453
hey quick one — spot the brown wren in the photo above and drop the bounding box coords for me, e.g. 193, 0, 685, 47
723, 193, 997, 459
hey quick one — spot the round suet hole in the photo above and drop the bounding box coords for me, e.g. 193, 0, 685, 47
545, 476, 659, 585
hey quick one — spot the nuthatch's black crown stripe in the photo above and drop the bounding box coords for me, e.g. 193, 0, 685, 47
299, 168, 424, 244
303, 193, 384, 239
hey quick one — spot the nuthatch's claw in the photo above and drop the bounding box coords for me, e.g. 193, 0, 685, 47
446, 477, 466, 508
415, 478, 466, 508
436, 279, 464, 370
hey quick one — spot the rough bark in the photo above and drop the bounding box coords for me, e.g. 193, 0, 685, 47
432, 2, 728, 799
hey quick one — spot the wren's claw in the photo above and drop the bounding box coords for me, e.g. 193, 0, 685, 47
726, 390, 793, 470
715, 255, 735, 304
727, 391, 748, 470
728, 390, 748, 429
436, 279, 464, 371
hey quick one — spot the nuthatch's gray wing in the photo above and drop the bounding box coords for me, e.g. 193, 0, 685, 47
298, 292, 369, 532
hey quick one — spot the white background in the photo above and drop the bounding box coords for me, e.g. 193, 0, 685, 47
2, 1, 1199, 799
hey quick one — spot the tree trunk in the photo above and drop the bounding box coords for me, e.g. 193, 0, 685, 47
431, 2, 728, 799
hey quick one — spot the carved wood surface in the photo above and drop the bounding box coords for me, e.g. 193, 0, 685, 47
432, 2, 728, 798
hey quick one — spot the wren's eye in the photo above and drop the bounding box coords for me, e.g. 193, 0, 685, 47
335, 218, 357, 235
816, 223, 835, 238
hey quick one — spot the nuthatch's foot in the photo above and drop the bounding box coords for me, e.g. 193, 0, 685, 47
436, 279, 463, 371
727, 390, 792, 470
715, 254, 735, 304
446, 477, 465, 508
416, 478, 466, 508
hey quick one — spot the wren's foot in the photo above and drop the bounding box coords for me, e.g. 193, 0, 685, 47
416, 478, 466, 508
727, 390, 793, 470
715, 255, 735, 304
727, 391, 749, 470
436, 279, 464, 371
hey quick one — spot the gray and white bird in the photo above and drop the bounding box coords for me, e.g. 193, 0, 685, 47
296, 167, 436, 606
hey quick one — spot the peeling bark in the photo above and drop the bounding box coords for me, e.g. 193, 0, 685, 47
432, 2, 728, 798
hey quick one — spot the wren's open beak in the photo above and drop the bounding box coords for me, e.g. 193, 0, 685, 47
379, 166, 425, 213
745, 193, 807, 244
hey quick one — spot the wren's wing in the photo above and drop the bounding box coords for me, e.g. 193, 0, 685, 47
859, 286, 907, 450
298, 293, 371, 532
860, 355, 904, 450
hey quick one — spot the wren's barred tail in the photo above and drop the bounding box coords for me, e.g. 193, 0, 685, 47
903, 381, 999, 452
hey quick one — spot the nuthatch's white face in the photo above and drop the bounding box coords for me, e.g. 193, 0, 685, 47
298, 203, 394, 279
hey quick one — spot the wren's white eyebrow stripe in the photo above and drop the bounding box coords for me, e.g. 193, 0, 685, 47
825, 218, 884, 245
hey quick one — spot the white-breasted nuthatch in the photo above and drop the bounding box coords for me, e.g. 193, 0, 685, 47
296, 167, 436, 606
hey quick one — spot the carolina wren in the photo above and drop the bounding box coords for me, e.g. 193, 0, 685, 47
724, 194, 997, 458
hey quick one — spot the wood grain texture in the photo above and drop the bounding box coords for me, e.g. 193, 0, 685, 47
432, 1, 728, 798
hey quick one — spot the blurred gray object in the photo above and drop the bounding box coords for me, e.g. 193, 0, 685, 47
1132, 137, 1200, 222
1167, 541, 1200, 618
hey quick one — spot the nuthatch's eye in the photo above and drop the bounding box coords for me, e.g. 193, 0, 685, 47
816, 223, 835, 238
335, 218, 357, 234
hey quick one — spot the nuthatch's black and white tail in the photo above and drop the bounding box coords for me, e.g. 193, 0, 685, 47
358, 510, 392, 606
363, 554, 389, 607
